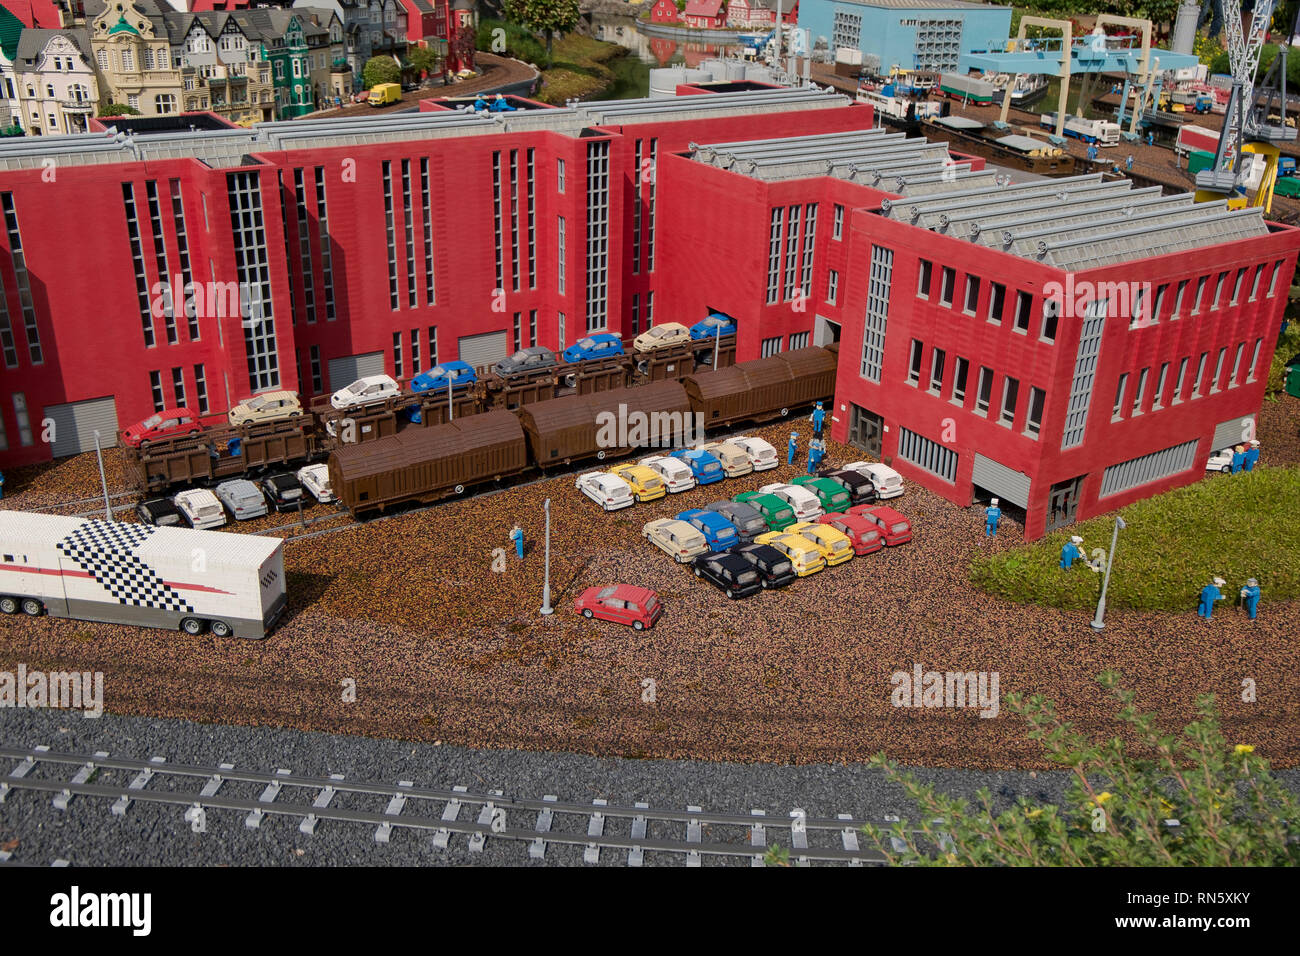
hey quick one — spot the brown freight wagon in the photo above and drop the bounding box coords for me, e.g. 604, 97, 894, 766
330, 409, 528, 515
682, 346, 838, 430
519, 380, 691, 468
127, 420, 316, 493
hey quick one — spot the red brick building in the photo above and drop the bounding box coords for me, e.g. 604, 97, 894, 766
648, 0, 681, 24
682, 0, 726, 29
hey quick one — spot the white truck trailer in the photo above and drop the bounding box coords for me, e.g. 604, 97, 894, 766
0, 512, 286, 639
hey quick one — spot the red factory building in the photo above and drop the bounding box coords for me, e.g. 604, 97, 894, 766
0, 88, 1295, 539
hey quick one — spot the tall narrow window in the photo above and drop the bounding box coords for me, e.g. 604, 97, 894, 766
975, 367, 993, 415
421, 158, 434, 306
988, 282, 1005, 324
150, 370, 165, 411
999, 376, 1019, 427
1192, 352, 1208, 397
939, 267, 955, 307
1024, 387, 1045, 438
1247, 338, 1263, 382
122, 184, 154, 348
783, 203, 802, 302
766, 208, 784, 304
907, 339, 922, 385
193, 364, 209, 414
526, 148, 536, 290
509, 149, 519, 293
1152, 362, 1169, 410
1210, 347, 1227, 393
928, 347, 945, 394
170, 179, 197, 339
833, 204, 844, 240
12, 393, 32, 445
382, 161, 398, 309
402, 159, 416, 308
1131, 367, 1149, 415
172, 367, 187, 407
917, 259, 932, 298
1112, 373, 1129, 420
491, 151, 503, 292
1229, 342, 1245, 387
1192, 275, 1207, 314
556, 158, 565, 194
393, 331, 403, 380
529, 310, 537, 347
1013, 291, 1032, 333
827, 269, 839, 304
557, 216, 566, 296
1041, 299, 1059, 342
145, 181, 176, 344
951, 357, 969, 405
1172, 357, 1188, 404
963, 275, 979, 314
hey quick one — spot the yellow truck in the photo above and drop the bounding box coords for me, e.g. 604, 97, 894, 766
368, 82, 401, 107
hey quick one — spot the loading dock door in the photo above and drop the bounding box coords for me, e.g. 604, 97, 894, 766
1211, 414, 1254, 451
44, 397, 120, 457
971, 453, 1032, 509
457, 330, 509, 371
328, 351, 385, 391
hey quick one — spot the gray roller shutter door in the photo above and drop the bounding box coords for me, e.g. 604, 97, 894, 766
971, 453, 1031, 509
1211, 415, 1254, 451
328, 351, 385, 391
457, 331, 509, 371
44, 397, 120, 458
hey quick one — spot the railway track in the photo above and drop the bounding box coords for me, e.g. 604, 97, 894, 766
0, 745, 901, 866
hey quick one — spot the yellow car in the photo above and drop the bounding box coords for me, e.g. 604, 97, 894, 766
787, 521, 855, 567
610, 464, 666, 502
754, 531, 826, 577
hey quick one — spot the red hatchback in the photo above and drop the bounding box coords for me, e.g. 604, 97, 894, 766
847, 504, 913, 546
574, 584, 663, 631
121, 407, 202, 448
818, 512, 884, 555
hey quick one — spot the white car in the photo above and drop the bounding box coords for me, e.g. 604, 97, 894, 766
172, 488, 227, 530
701, 441, 754, 478
297, 463, 335, 503
730, 436, 780, 472
215, 479, 269, 521
330, 374, 400, 411
642, 518, 708, 563
632, 322, 691, 353
759, 482, 824, 521
638, 455, 696, 493
576, 471, 634, 511
1204, 448, 1236, 473
843, 461, 906, 499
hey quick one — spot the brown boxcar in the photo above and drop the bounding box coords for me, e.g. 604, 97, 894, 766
330, 409, 528, 514
519, 380, 691, 467
774, 347, 839, 409
682, 346, 836, 429
127, 420, 316, 493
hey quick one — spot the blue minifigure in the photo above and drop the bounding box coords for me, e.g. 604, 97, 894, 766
807, 438, 825, 474
1244, 439, 1260, 472
1240, 578, 1261, 620
1086, 144, 1098, 162
809, 401, 826, 437
1125, 154, 1134, 171
1197, 576, 1226, 619
1059, 534, 1084, 569
0, 469, 5, 499
510, 525, 524, 559
1230, 444, 1245, 474
490, 94, 511, 112
474, 95, 488, 112
1146, 131, 1154, 147
984, 498, 1001, 537
787, 432, 799, 465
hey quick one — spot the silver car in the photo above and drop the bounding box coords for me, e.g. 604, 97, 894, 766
494, 346, 557, 378
215, 478, 269, 520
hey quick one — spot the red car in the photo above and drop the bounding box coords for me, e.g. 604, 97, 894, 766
574, 584, 662, 631
121, 407, 202, 448
818, 512, 884, 555
846, 504, 912, 546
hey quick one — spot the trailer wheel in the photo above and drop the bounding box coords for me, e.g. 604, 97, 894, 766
180, 617, 207, 636
0, 596, 17, 614
209, 620, 233, 638
596, 450, 606, 460
454, 484, 465, 495
20, 598, 43, 616
779, 407, 789, 417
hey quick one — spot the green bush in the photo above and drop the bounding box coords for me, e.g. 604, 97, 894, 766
362, 56, 401, 89
969, 466, 1300, 611
477, 18, 550, 69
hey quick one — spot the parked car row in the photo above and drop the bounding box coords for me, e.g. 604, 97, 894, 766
135, 464, 335, 530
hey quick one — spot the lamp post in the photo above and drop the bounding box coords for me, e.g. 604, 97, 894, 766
1090, 515, 1126, 631
93, 430, 112, 522
540, 497, 553, 615
447, 377, 453, 422
713, 324, 721, 369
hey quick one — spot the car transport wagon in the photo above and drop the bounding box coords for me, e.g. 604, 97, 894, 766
0, 511, 286, 639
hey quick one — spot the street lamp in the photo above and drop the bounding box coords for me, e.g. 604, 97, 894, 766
93, 429, 112, 522
1090, 515, 1126, 631
540, 497, 553, 615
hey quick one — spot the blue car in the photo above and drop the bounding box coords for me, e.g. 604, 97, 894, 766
689, 313, 736, 341
676, 508, 740, 551
563, 333, 626, 364
410, 361, 477, 393
671, 448, 725, 486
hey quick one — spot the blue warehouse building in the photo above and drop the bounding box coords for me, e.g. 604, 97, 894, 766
800, 0, 1012, 74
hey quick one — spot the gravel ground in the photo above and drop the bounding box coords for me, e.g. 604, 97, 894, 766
9, 708, 1297, 867
2, 401, 1298, 771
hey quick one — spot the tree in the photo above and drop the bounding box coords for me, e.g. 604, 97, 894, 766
362, 55, 401, 89
407, 44, 442, 79
99, 102, 141, 117
503, 0, 581, 61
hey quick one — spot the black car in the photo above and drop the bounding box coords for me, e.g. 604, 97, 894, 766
260, 473, 305, 512
691, 551, 763, 599
817, 467, 878, 506
734, 543, 798, 590
136, 497, 186, 527
703, 500, 768, 543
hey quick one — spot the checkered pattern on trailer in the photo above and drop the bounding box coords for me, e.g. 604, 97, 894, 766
55, 520, 194, 613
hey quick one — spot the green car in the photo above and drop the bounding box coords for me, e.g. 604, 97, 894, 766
792, 476, 852, 513
733, 491, 797, 532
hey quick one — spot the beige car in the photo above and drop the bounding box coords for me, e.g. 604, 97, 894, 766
642, 518, 708, 563
632, 322, 691, 353
702, 441, 754, 478
228, 390, 303, 427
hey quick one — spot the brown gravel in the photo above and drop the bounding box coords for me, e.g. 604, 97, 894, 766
2, 398, 1298, 770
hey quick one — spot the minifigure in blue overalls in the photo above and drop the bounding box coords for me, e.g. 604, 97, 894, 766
809, 402, 826, 438
1146, 131, 1154, 147
510, 525, 524, 560
787, 432, 799, 465
1240, 578, 1261, 620
1243, 439, 1260, 472
1198, 577, 1226, 619
1125, 154, 1134, 172
984, 498, 1001, 537
1086, 144, 1098, 162
1060, 535, 1084, 569
807, 438, 825, 475
1230, 444, 1246, 474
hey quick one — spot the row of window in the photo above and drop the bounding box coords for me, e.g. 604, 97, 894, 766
148, 365, 210, 415
906, 339, 1048, 439
631, 138, 658, 275
765, 204, 819, 305
1128, 260, 1286, 328
0, 393, 33, 450
585, 140, 611, 333
918, 260, 1059, 344
0, 192, 42, 369
630, 291, 654, 337
1111, 339, 1263, 422
759, 331, 811, 358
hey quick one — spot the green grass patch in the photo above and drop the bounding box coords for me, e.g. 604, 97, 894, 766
969, 466, 1300, 611
535, 34, 629, 104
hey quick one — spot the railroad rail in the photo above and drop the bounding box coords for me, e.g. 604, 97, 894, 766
0, 745, 898, 866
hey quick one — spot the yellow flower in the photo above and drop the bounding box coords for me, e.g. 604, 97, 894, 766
1024, 808, 1043, 819
1234, 744, 1255, 755
1094, 792, 1113, 806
